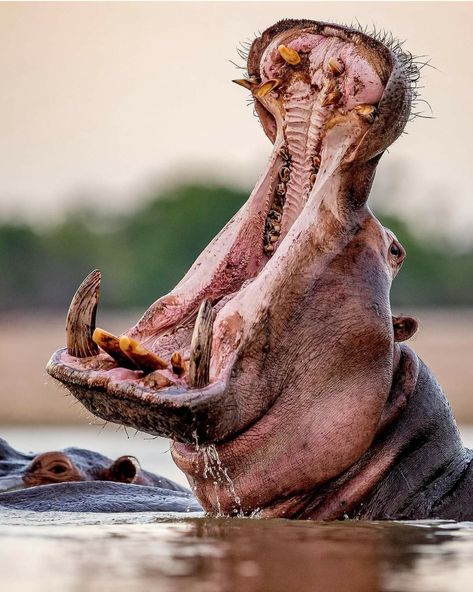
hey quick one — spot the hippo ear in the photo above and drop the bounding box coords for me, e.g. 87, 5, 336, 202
108, 456, 141, 484
392, 315, 418, 342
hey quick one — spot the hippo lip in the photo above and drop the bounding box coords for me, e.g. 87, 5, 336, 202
47, 19, 415, 446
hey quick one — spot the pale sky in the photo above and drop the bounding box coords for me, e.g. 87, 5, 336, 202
1, 2, 472, 242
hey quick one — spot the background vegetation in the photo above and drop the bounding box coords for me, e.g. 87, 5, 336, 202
1, 182, 472, 312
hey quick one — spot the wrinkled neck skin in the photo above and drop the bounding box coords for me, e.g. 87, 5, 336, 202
175, 345, 471, 520
172, 157, 396, 517
351, 354, 471, 521
170, 23, 425, 518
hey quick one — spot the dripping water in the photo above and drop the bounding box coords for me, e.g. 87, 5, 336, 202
200, 444, 243, 517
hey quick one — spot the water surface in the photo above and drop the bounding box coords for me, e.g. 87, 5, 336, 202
2, 428, 473, 591
1, 511, 473, 592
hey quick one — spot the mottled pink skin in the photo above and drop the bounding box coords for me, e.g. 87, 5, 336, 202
262, 33, 384, 109
47, 20, 418, 520
61, 353, 188, 389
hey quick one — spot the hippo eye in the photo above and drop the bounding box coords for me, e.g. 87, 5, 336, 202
49, 464, 67, 474
389, 241, 402, 258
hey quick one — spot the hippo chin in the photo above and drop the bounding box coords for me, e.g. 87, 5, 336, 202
46, 19, 473, 520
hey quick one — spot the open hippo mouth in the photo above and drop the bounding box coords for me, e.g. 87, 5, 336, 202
48, 19, 418, 514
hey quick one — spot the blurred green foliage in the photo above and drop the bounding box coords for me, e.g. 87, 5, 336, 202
0, 183, 472, 311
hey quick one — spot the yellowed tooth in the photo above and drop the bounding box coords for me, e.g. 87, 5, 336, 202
232, 78, 257, 90
254, 78, 281, 98
171, 351, 186, 377
143, 371, 172, 390
278, 166, 291, 183
328, 57, 345, 76
355, 104, 377, 124
119, 336, 168, 374
322, 87, 342, 107
278, 44, 301, 65
276, 182, 286, 196
92, 328, 137, 370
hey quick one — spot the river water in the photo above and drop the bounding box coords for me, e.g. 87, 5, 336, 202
2, 426, 473, 591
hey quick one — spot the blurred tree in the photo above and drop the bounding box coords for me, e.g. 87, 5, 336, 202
0, 183, 471, 312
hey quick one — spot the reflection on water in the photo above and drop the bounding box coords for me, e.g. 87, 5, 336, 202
1, 513, 473, 592
2, 428, 473, 591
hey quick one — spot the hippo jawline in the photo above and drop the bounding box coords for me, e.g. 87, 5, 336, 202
47, 19, 415, 448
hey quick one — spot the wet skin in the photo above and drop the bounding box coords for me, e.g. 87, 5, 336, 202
45, 19, 473, 519
0, 438, 200, 513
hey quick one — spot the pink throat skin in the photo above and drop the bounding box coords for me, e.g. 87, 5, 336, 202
48, 19, 415, 519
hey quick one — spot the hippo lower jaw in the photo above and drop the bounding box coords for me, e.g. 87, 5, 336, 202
48, 19, 418, 517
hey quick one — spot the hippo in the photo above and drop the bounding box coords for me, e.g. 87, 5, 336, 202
0, 438, 200, 512
45, 19, 473, 520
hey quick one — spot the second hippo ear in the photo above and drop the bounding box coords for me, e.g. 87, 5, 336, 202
108, 456, 141, 484
393, 315, 418, 342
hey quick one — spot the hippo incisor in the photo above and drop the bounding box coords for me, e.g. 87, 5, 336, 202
46, 19, 473, 520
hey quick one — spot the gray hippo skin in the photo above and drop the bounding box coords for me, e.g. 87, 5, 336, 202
45, 19, 473, 520
0, 439, 200, 513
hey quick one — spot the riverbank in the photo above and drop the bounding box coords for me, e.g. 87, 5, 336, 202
1, 309, 472, 423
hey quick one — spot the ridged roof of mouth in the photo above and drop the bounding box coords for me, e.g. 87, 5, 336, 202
47, 19, 416, 444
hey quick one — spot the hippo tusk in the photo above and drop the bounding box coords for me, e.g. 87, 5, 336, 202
66, 269, 101, 358
188, 299, 214, 389
119, 336, 168, 374
92, 328, 138, 369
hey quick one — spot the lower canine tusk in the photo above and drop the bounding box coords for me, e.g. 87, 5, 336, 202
119, 336, 168, 374
188, 299, 215, 389
66, 269, 101, 358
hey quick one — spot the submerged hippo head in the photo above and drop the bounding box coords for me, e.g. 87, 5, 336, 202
0, 438, 187, 493
22, 451, 145, 487
47, 20, 423, 517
